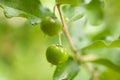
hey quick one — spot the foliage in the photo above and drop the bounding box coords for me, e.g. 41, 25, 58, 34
0, 0, 120, 80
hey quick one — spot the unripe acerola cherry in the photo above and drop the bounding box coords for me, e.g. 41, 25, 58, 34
46, 44, 69, 65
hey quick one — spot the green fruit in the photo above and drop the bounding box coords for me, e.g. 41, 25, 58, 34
46, 44, 69, 65
41, 17, 62, 36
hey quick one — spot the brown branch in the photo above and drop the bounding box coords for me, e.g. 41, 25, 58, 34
56, 3, 99, 80
56, 4, 81, 62
85, 63, 100, 80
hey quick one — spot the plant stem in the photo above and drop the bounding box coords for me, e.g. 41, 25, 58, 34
56, 4, 81, 62
56, 3, 98, 80
85, 63, 99, 80
58, 32, 62, 45
53, 4, 56, 16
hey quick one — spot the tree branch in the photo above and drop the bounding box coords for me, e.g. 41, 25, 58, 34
56, 3, 99, 80
56, 4, 81, 62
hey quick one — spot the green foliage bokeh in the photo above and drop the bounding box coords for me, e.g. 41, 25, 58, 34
0, 0, 120, 80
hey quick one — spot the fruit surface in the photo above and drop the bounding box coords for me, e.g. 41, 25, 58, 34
46, 44, 69, 65
41, 17, 61, 36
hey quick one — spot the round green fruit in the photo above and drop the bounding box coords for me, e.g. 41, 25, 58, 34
46, 44, 69, 65
41, 17, 62, 36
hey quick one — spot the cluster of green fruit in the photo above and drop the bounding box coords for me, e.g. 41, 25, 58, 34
41, 17, 69, 65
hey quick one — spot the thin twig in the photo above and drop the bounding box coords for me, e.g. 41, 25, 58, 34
56, 3, 99, 80
56, 2, 100, 80
85, 63, 99, 80
56, 4, 81, 62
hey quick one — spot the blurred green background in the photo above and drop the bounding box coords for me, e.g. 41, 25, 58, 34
0, 7, 56, 80
0, 0, 120, 80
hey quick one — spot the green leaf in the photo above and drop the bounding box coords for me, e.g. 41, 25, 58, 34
91, 58, 120, 73
109, 40, 120, 48
82, 39, 120, 50
0, 0, 52, 24
57, 0, 83, 6
85, 0, 104, 25
83, 55, 120, 73
53, 58, 79, 80
69, 13, 84, 22
62, 5, 84, 22
99, 68, 120, 80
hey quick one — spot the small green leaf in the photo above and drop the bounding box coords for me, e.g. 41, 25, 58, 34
109, 39, 120, 48
0, 0, 52, 24
53, 58, 79, 80
85, 0, 104, 25
69, 13, 83, 22
91, 58, 120, 73
82, 40, 120, 50
83, 55, 120, 73
62, 5, 84, 22
57, 0, 83, 6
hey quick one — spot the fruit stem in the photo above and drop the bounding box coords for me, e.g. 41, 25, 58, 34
56, 4, 82, 62
53, 4, 56, 16
58, 32, 62, 45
